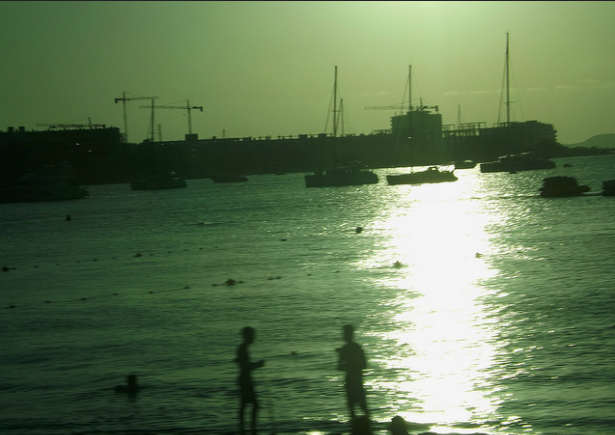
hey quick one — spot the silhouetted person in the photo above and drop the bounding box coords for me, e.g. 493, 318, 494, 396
337, 324, 369, 420
114, 374, 140, 395
236, 326, 264, 434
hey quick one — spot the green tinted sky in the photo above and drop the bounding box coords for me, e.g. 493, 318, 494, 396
1, 1, 613, 144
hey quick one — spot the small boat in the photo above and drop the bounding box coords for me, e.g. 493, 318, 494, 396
480, 153, 556, 173
305, 164, 378, 188
387, 166, 457, 185
383, 67, 455, 187
601, 179, 615, 196
130, 172, 187, 190
539, 176, 590, 197
0, 163, 88, 203
454, 160, 476, 170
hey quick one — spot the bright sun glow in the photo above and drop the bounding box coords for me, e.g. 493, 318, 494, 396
361, 173, 503, 427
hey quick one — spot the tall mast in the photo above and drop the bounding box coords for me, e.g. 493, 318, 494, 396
333, 66, 338, 139
339, 98, 345, 137
505, 32, 510, 126
407, 65, 413, 167
332, 66, 339, 168
408, 65, 412, 112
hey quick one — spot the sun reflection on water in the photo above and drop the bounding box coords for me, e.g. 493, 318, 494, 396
364, 177, 505, 429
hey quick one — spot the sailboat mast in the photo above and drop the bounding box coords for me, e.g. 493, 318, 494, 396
333, 66, 338, 139
505, 32, 510, 126
408, 65, 412, 112
407, 65, 413, 167
340, 98, 345, 136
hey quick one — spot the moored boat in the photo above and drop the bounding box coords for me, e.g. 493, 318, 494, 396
480, 153, 556, 173
387, 166, 457, 185
479, 34, 556, 174
539, 176, 589, 197
454, 160, 476, 170
305, 164, 378, 188
305, 66, 378, 188
601, 179, 615, 196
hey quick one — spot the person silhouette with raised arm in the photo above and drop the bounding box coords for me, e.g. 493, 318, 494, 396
236, 326, 264, 434
337, 324, 369, 421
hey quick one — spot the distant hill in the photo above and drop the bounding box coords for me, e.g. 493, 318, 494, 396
564, 134, 615, 148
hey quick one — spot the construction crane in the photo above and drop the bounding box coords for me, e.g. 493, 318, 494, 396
364, 102, 438, 113
364, 104, 412, 112
364, 65, 438, 114
365, 65, 414, 114
139, 100, 203, 137
114, 92, 158, 143
37, 117, 106, 129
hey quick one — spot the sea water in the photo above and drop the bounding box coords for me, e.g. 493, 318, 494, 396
1, 155, 614, 435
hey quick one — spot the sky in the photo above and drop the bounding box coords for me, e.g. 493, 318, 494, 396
1, 1, 614, 145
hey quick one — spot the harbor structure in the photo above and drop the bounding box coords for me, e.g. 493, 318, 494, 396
0, 114, 560, 186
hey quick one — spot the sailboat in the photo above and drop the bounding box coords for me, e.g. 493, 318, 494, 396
304, 66, 379, 188
386, 65, 458, 186
479, 33, 555, 174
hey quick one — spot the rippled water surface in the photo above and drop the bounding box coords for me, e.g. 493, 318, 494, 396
2, 155, 615, 435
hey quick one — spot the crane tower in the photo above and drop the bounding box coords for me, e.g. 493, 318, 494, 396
139, 100, 203, 139
114, 92, 158, 143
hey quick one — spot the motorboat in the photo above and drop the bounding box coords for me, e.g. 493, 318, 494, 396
387, 166, 457, 185
481, 153, 556, 173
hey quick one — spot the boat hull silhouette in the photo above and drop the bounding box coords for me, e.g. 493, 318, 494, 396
387, 166, 457, 185
305, 167, 378, 188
